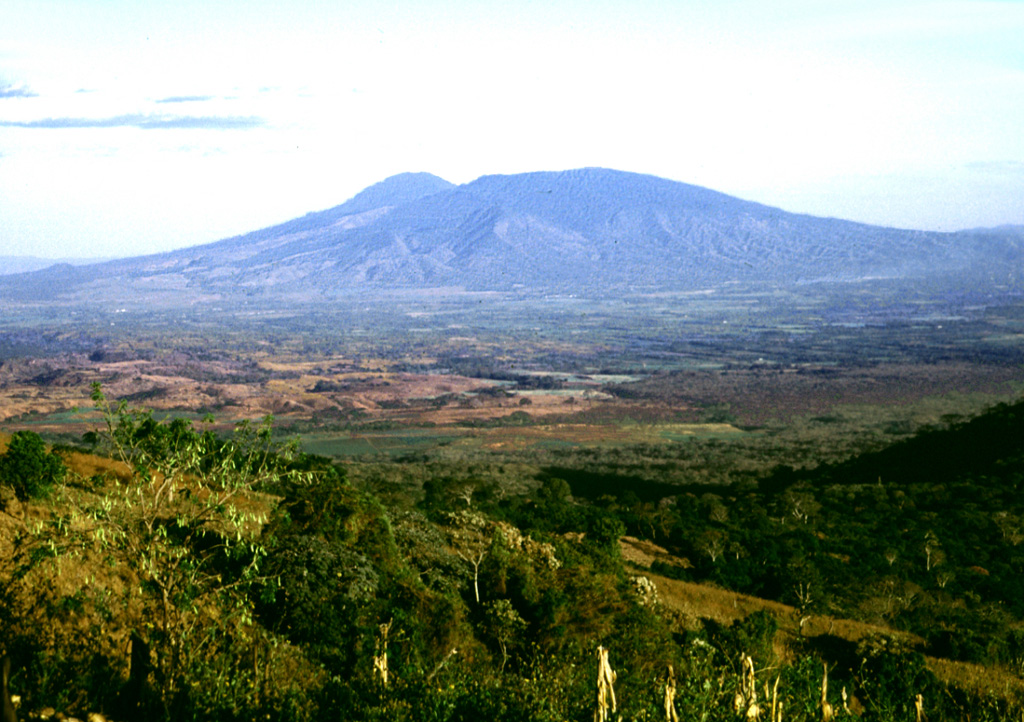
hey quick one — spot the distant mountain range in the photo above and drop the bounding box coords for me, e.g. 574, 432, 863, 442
2, 168, 1022, 308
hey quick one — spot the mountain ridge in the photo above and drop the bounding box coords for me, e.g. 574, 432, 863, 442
1, 167, 1021, 307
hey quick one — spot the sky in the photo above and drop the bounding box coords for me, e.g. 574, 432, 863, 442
1, 0, 1023, 259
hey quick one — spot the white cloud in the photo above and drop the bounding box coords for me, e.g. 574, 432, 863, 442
0, 0, 1022, 256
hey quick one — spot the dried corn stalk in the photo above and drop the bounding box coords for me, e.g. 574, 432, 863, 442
664, 665, 679, 722
373, 619, 393, 688
821, 664, 833, 722
733, 653, 760, 720
594, 645, 617, 722
915, 694, 926, 722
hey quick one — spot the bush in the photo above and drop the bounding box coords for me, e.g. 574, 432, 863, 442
705, 610, 778, 670
0, 430, 66, 499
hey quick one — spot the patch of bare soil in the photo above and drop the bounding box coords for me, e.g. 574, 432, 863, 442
0, 351, 618, 432
2, 350, 1020, 443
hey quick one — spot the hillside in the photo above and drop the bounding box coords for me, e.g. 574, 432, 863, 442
3, 390, 1024, 720
2, 168, 1022, 310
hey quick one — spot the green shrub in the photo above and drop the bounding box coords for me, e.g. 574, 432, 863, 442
705, 609, 778, 670
0, 430, 66, 499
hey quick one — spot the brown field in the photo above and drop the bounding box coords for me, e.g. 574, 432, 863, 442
0, 351, 623, 435
1, 348, 1020, 446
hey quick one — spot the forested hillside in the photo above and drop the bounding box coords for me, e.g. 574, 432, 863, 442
1, 390, 1023, 720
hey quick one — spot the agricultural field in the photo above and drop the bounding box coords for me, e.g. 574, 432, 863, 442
2, 292, 1024, 720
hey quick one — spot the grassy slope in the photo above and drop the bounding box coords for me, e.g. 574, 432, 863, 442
5, 421, 1024, 715
620, 537, 1024, 705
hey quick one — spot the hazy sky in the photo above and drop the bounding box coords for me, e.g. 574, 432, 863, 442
1, 0, 1023, 258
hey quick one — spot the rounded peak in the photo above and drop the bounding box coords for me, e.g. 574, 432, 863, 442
340, 172, 456, 214
377, 171, 454, 186
460, 167, 752, 212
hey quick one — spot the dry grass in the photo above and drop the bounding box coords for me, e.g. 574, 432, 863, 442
620, 537, 1021, 702
619, 536, 692, 570
62, 450, 132, 481
926, 657, 1024, 705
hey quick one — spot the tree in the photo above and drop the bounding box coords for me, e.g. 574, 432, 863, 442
537, 476, 571, 505
481, 599, 527, 673
794, 581, 815, 634
697, 529, 727, 564
587, 514, 626, 556
9, 384, 313, 719
0, 430, 66, 500
924, 531, 941, 571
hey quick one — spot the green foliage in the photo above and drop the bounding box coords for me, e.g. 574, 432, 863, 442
586, 514, 626, 554
2, 385, 316, 720
854, 635, 939, 721
536, 476, 571, 505
705, 610, 779, 670
0, 429, 66, 499
271, 469, 399, 566
480, 599, 527, 672
4, 384, 1024, 720
259, 534, 380, 671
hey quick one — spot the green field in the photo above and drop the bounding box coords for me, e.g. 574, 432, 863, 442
296, 421, 750, 460
299, 428, 465, 457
